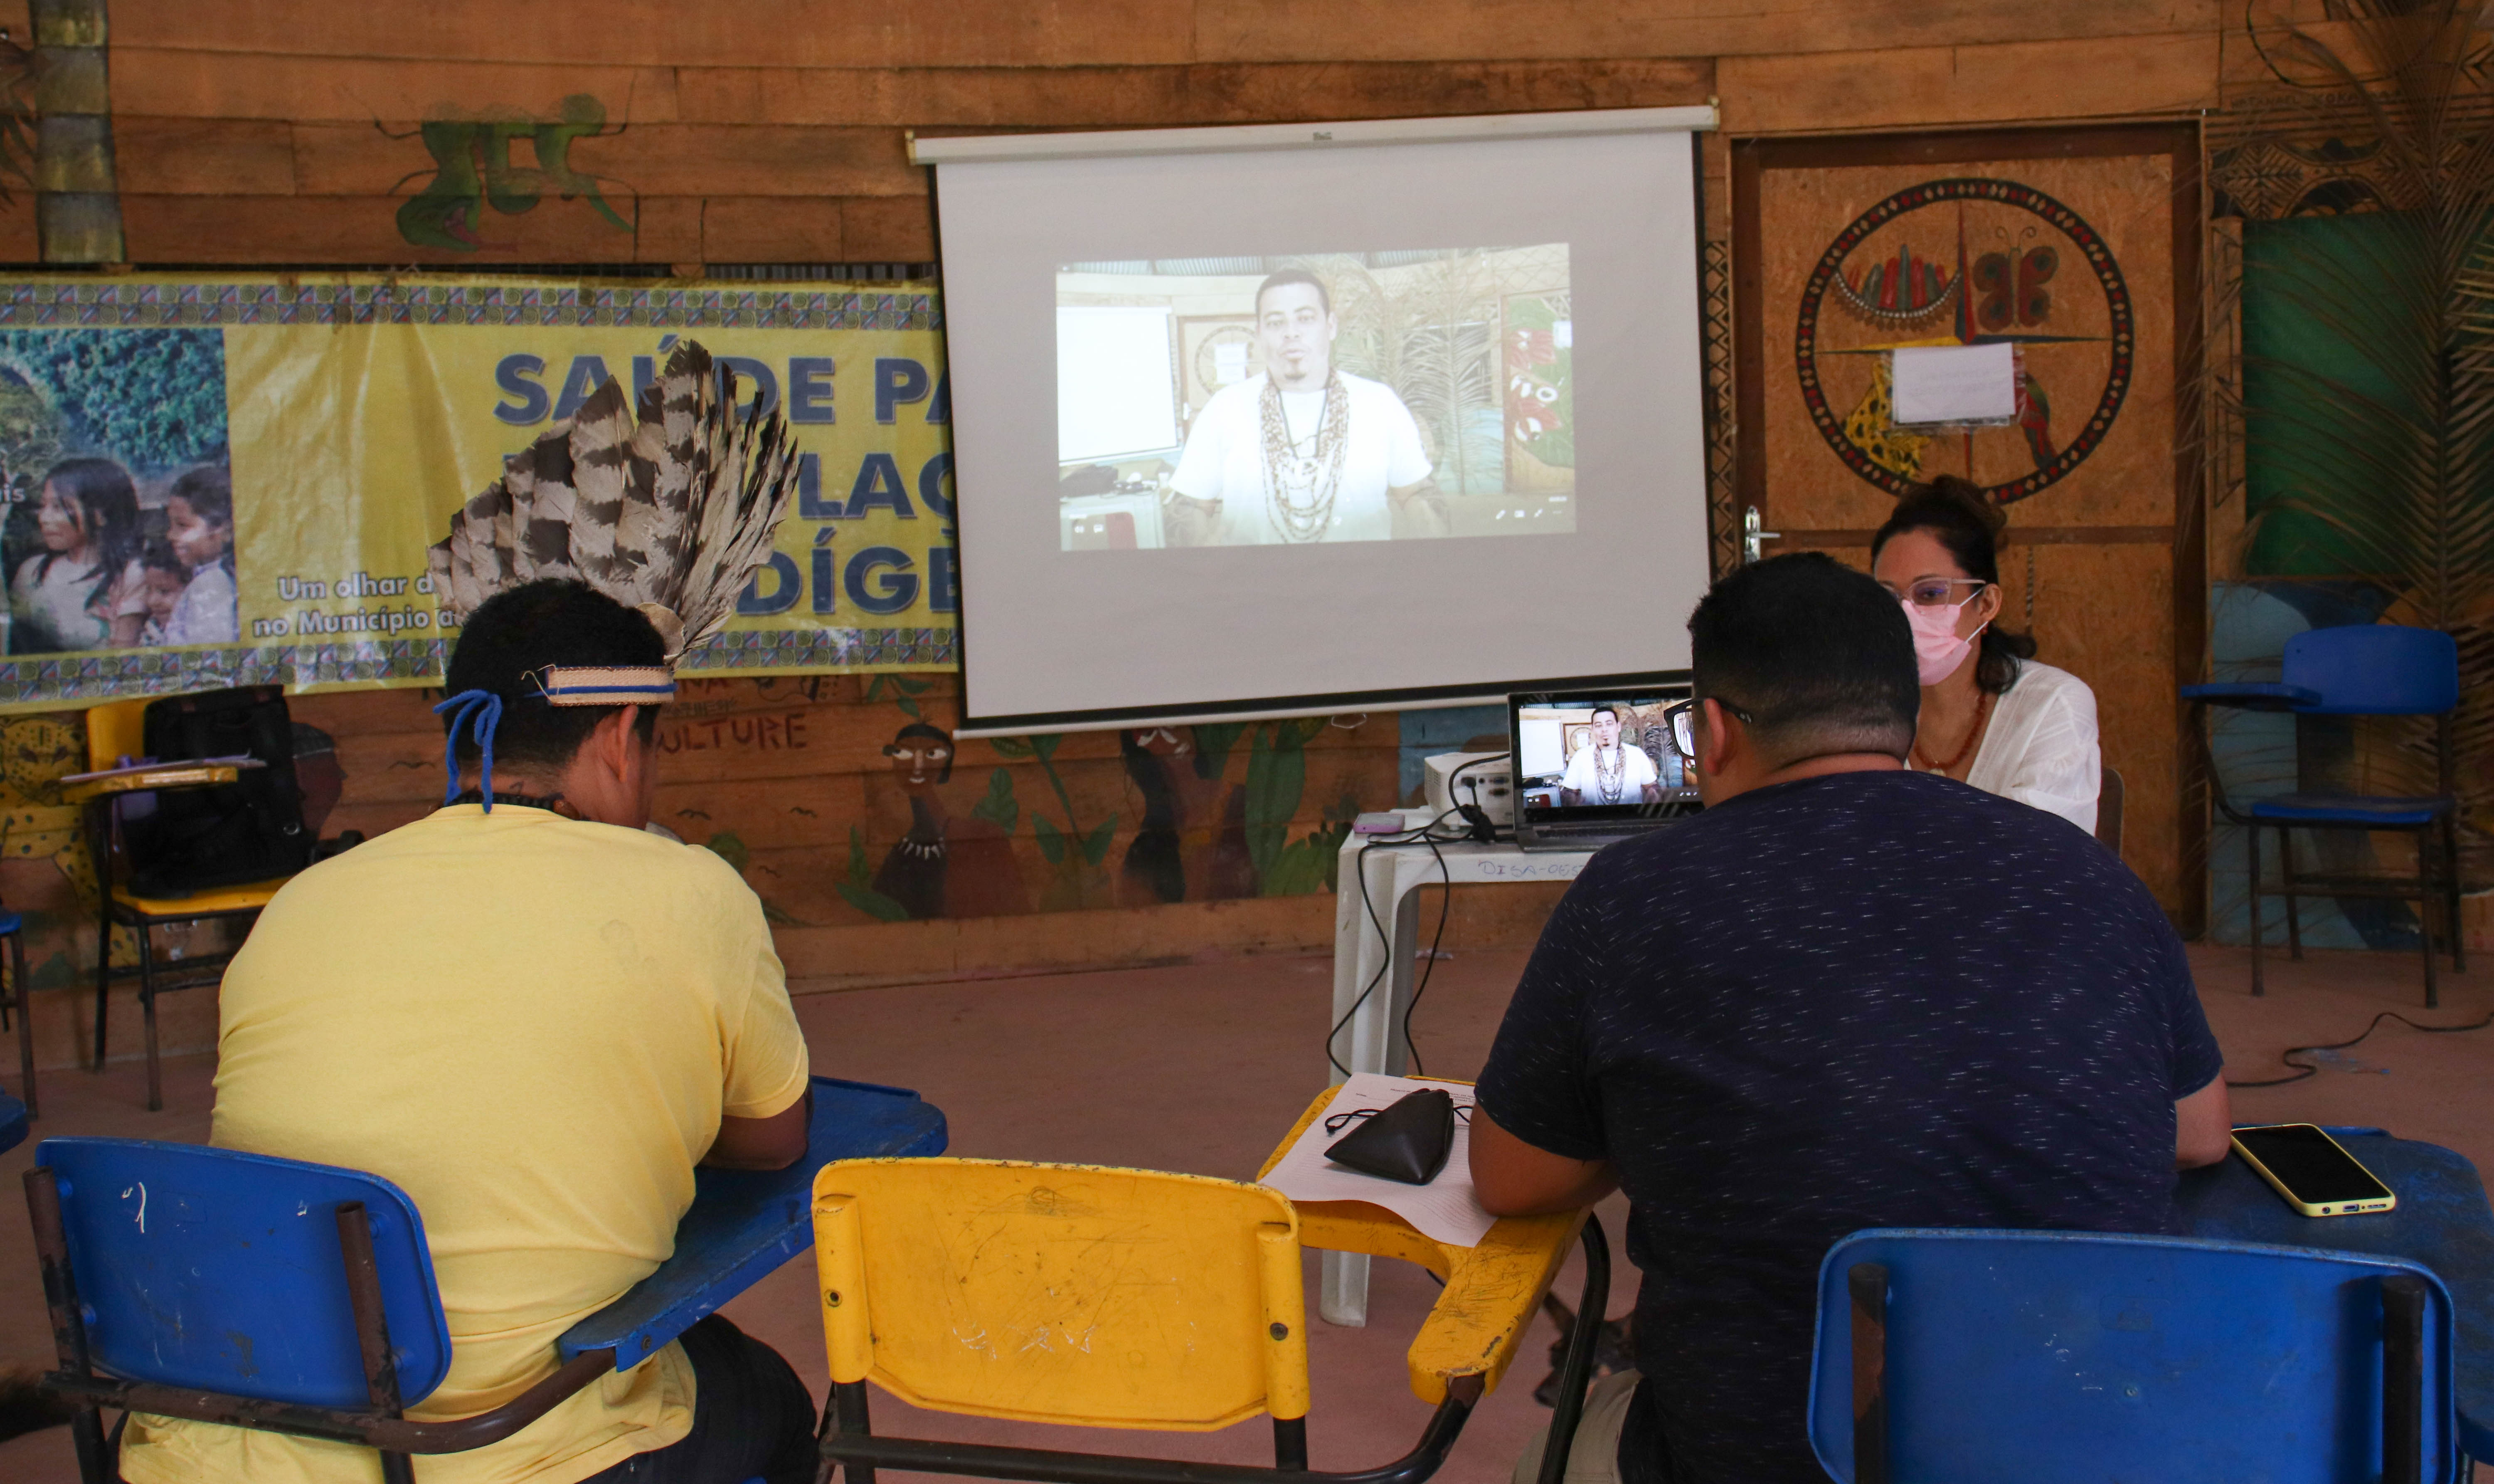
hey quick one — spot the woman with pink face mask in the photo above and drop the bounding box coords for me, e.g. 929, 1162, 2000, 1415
1868, 476, 2100, 835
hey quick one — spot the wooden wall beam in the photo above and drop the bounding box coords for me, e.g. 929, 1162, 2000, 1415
685, 58, 1714, 128
107, 54, 1713, 128
117, 191, 704, 262
1718, 32, 2223, 134
110, 52, 684, 123
1191, 0, 2220, 63
109, 1, 1201, 69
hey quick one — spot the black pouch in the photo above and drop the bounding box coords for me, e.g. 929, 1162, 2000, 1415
1325, 1088, 1456, 1185
123, 685, 311, 897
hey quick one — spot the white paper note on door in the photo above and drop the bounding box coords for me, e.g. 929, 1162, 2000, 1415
1891, 342, 2017, 425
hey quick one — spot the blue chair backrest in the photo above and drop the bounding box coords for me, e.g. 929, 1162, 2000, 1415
2283, 625, 2459, 715
38, 1137, 453, 1410
1809, 1229, 2457, 1484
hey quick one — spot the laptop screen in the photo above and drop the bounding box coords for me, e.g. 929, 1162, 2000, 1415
1510, 685, 1702, 826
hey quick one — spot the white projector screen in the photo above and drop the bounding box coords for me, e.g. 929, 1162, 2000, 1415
926, 109, 1714, 734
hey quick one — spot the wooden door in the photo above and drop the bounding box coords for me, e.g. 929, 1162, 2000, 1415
1731, 125, 2205, 924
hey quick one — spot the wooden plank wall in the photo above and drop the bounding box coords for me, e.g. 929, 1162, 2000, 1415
51, 2, 2322, 268
7, 1, 2371, 1067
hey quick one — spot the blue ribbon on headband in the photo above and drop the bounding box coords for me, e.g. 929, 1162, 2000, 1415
434, 690, 505, 811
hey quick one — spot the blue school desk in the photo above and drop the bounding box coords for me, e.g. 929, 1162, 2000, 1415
557, 1074, 949, 1366
2179, 1129, 2494, 1461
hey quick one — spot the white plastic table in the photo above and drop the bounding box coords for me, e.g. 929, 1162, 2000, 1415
1322, 814, 1595, 1324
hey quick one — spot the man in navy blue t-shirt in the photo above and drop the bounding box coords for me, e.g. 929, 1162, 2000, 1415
1474, 554, 2231, 1484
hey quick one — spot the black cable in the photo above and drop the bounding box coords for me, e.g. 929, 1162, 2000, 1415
2224, 1006, 2494, 1088
1447, 752, 1511, 840
1402, 833, 1453, 1077
1327, 810, 1469, 1077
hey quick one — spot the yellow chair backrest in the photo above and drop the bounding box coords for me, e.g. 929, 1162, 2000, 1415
812, 1158, 1309, 1432
84, 698, 149, 771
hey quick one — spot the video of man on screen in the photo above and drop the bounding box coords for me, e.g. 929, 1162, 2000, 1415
1055, 247, 1575, 551
1515, 700, 1689, 812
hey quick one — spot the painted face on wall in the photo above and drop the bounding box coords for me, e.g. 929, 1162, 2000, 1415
883, 731, 953, 796
1129, 726, 1190, 758
1256, 281, 1336, 391
4, 715, 81, 804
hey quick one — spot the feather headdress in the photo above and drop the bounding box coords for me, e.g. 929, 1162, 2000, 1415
427, 339, 801, 806
429, 338, 800, 698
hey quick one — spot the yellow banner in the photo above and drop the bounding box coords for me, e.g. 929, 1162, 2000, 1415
0, 275, 954, 711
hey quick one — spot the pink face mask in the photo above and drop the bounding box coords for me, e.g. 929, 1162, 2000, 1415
1904, 598, 1987, 686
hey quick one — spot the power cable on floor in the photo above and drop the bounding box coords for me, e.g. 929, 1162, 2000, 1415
2224, 1006, 2494, 1088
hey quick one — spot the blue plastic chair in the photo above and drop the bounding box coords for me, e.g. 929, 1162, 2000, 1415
1809, 1229, 2459, 1484
21, 1076, 948, 1484
0, 1087, 26, 1155
2182, 623, 2462, 1005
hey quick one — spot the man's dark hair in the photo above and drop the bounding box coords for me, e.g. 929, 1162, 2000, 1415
1591, 705, 1619, 722
442, 579, 664, 772
1255, 268, 1331, 319
139, 537, 184, 577
1686, 552, 1917, 763
1870, 474, 2038, 695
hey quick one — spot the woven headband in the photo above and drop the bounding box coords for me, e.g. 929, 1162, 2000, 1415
435, 666, 676, 813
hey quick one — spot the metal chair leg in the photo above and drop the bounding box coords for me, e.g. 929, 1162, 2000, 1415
2247, 823, 2266, 997
2445, 813, 2466, 973
831, 1379, 876, 1484
12, 924, 32, 1119
2416, 826, 2442, 1011
136, 920, 160, 1113
2280, 826, 2304, 961
1535, 1215, 1613, 1484
26, 1168, 114, 1484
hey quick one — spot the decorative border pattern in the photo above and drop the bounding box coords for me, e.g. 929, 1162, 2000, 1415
0, 629, 959, 710
0, 279, 943, 331
1702, 237, 1739, 578
1794, 177, 2135, 505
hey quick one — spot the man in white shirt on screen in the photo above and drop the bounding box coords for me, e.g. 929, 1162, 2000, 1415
1561, 705, 1664, 806
1166, 269, 1447, 546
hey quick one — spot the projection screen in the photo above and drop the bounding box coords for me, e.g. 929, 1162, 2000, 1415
919, 107, 1717, 735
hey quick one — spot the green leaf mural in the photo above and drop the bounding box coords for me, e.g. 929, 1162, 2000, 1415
837, 824, 912, 922
971, 767, 1019, 832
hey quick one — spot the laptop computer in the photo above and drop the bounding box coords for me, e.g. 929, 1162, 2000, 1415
1508, 680, 1703, 853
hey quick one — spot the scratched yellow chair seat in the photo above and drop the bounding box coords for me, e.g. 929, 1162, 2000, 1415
811, 1157, 1309, 1432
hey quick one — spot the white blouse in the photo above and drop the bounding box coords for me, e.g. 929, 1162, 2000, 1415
1916, 659, 2101, 836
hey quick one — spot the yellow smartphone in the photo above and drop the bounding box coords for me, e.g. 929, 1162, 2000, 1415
2230, 1123, 2397, 1217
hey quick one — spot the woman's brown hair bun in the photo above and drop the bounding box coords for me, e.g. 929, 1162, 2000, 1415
1921, 473, 2006, 542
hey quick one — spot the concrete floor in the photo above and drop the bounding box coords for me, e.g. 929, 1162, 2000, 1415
1, 939, 2485, 1483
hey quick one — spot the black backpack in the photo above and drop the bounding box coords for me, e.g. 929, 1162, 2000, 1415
122, 685, 313, 897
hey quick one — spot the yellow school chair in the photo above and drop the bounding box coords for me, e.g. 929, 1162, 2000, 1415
810, 1156, 1610, 1484
68, 697, 300, 1111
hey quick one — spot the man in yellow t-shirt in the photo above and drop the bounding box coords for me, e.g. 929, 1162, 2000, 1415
119, 581, 818, 1484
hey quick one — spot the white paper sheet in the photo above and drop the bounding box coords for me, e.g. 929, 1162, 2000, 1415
1890, 342, 2017, 426
1260, 1075, 1497, 1248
